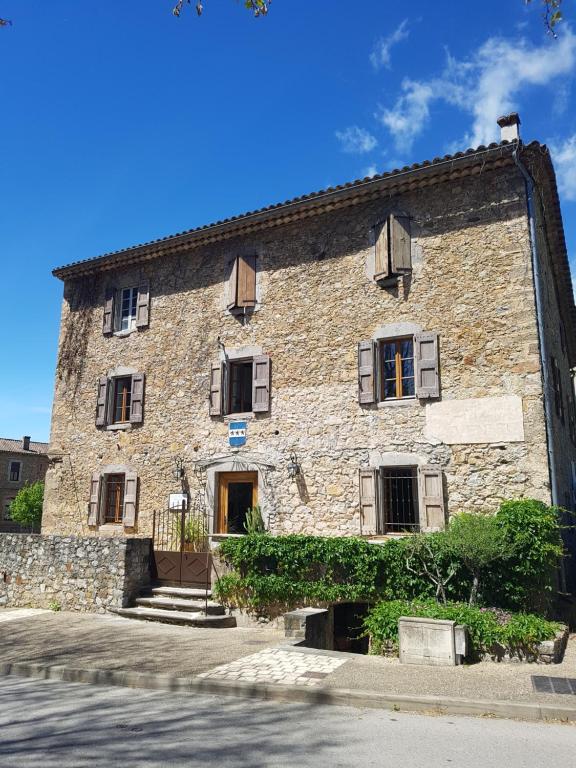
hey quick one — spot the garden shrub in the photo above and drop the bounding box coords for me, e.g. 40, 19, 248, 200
9, 481, 44, 529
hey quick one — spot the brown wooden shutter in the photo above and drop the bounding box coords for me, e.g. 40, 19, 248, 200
135, 281, 150, 328
418, 466, 445, 532
252, 354, 271, 413
226, 257, 239, 310
103, 288, 115, 335
88, 472, 102, 526
123, 471, 138, 528
374, 221, 389, 281
359, 468, 379, 535
238, 254, 257, 308
209, 362, 223, 416
390, 214, 412, 272
130, 373, 145, 424
358, 341, 377, 404
415, 331, 440, 399
95, 377, 109, 426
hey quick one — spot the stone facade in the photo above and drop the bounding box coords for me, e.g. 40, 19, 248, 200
0, 534, 151, 611
0, 437, 49, 533
42, 138, 576, 572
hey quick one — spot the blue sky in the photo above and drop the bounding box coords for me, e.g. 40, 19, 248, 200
1, 0, 575, 442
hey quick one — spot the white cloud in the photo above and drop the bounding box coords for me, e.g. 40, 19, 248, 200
362, 164, 378, 177
370, 20, 409, 70
377, 28, 576, 152
335, 126, 378, 154
550, 134, 576, 201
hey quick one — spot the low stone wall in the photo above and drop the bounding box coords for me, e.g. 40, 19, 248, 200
483, 626, 570, 664
0, 534, 151, 613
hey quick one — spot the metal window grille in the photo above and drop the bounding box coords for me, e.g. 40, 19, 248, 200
381, 467, 419, 533
104, 474, 125, 524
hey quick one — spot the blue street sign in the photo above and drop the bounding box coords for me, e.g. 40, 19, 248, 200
229, 421, 247, 447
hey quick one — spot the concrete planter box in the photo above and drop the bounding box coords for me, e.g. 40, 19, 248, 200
399, 617, 468, 666
482, 626, 569, 664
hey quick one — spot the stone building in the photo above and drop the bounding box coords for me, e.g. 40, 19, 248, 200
43, 116, 576, 570
0, 436, 49, 532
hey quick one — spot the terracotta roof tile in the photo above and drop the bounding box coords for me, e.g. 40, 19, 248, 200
0, 438, 49, 455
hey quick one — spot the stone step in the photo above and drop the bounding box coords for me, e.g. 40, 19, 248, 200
151, 586, 213, 600
136, 596, 225, 615
109, 606, 236, 628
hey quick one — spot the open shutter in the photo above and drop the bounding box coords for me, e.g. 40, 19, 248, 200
88, 473, 102, 526
418, 466, 445, 532
103, 288, 115, 335
374, 221, 389, 281
359, 468, 379, 535
252, 354, 271, 413
209, 362, 223, 416
136, 281, 150, 328
415, 331, 440, 399
130, 373, 145, 424
390, 214, 412, 272
238, 255, 257, 308
358, 341, 377, 404
226, 257, 239, 310
95, 377, 109, 427
123, 471, 138, 528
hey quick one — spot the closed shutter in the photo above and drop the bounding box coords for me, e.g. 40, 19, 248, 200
359, 468, 379, 535
135, 281, 150, 328
415, 331, 440, 399
374, 221, 389, 281
252, 354, 271, 413
358, 340, 377, 404
88, 473, 102, 526
418, 466, 445, 532
130, 373, 145, 424
209, 362, 223, 416
226, 257, 239, 310
103, 288, 115, 335
390, 214, 412, 272
238, 255, 257, 307
123, 471, 138, 528
95, 377, 109, 426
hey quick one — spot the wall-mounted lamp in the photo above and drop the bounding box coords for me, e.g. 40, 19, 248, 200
287, 451, 301, 479
171, 457, 185, 482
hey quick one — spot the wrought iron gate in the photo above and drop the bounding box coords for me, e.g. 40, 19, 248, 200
152, 506, 212, 588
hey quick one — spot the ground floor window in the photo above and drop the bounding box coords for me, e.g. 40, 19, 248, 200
103, 474, 125, 524
381, 467, 419, 533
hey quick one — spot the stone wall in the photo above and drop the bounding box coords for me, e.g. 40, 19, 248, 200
0, 534, 151, 611
42, 163, 569, 538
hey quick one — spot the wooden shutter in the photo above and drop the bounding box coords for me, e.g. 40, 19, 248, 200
238, 254, 257, 308
209, 362, 223, 416
390, 214, 412, 272
95, 377, 109, 426
415, 331, 440, 399
88, 473, 102, 526
374, 221, 389, 281
123, 471, 138, 528
226, 257, 239, 310
359, 468, 379, 535
358, 341, 377, 404
130, 373, 145, 424
418, 466, 445, 532
103, 288, 115, 335
252, 354, 271, 413
136, 281, 150, 328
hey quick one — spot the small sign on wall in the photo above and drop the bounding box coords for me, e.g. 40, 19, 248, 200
229, 421, 247, 447
169, 493, 188, 510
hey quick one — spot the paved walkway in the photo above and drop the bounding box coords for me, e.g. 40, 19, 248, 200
0, 608, 48, 623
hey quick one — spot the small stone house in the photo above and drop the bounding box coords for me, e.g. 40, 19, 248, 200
0, 436, 49, 532
43, 115, 576, 581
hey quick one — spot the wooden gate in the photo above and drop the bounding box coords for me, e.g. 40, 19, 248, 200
152, 506, 212, 588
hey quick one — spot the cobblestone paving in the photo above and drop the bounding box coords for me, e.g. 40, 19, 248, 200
197, 648, 347, 686
0, 609, 49, 623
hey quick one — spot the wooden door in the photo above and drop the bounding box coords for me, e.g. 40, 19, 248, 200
217, 472, 258, 534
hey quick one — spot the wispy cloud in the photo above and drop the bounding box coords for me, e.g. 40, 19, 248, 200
362, 164, 378, 177
377, 28, 576, 152
370, 20, 409, 70
550, 134, 576, 201
335, 126, 378, 154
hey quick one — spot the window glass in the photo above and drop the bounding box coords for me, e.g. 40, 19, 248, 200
229, 361, 253, 414
380, 338, 414, 400
113, 377, 132, 423
9, 461, 21, 482
120, 287, 138, 331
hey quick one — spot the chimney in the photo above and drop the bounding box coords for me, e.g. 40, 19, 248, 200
22, 436, 30, 451
497, 113, 521, 142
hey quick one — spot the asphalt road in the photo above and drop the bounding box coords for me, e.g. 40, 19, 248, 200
0, 676, 574, 767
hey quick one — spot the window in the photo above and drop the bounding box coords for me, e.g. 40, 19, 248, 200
95, 373, 145, 427
119, 287, 138, 331
88, 471, 138, 528
209, 354, 271, 416
227, 255, 257, 311
358, 332, 439, 404
8, 461, 21, 482
103, 282, 150, 334
374, 214, 412, 282
113, 377, 132, 424
382, 467, 419, 533
103, 474, 125, 524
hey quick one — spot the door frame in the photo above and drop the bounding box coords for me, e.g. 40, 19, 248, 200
217, 471, 258, 534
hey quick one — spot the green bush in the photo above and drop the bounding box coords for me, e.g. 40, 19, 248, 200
363, 599, 561, 658
9, 481, 44, 529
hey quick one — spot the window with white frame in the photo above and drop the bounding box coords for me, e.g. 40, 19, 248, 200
8, 461, 21, 482
118, 287, 138, 332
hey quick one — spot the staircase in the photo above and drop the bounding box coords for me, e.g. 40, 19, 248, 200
109, 586, 237, 628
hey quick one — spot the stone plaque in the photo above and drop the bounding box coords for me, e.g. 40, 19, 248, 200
399, 617, 458, 666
